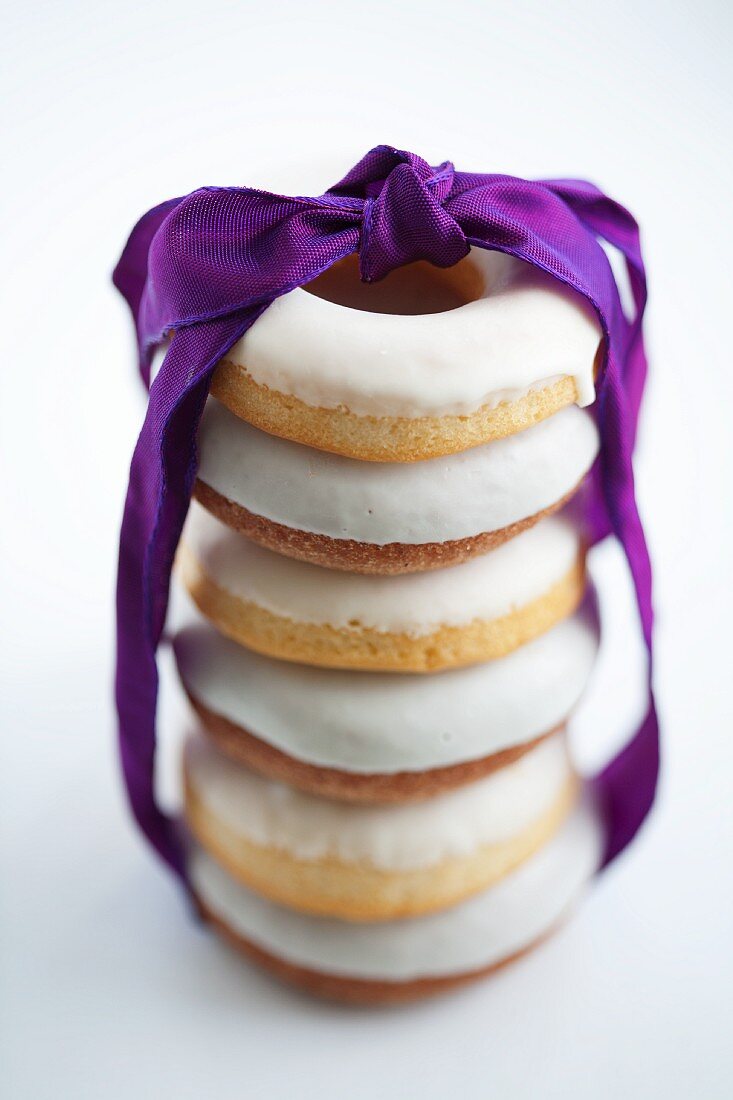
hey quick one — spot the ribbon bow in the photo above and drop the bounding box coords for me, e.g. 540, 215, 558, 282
114, 145, 657, 884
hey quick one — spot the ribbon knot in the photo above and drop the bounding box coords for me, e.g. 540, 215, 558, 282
328, 145, 468, 281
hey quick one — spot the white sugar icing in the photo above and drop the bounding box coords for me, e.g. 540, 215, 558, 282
181, 504, 581, 637
196, 399, 599, 545
174, 606, 598, 773
224, 248, 601, 418
184, 732, 572, 871
189, 797, 601, 980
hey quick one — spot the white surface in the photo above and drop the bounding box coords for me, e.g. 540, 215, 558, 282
1, 2, 732, 1098
198, 397, 599, 542
229, 246, 599, 416
174, 610, 599, 772
190, 799, 602, 979
185, 732, 571, 870
182, 503, 581, 634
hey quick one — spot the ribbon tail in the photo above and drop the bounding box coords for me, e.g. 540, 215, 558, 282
540, 183, 657, 867
593, 349, 658, 867
115, 312, 264, 882
594, 696, 659, 866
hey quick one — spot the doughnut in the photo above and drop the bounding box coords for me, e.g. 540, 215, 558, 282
173, 606, 599, 802
183, 731, 577, 921
210, 249, 601, 461
177, 504, 586, 673
195, 399, 599, 574
190, 796, 601, 1003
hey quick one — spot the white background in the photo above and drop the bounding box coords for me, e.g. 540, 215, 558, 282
2, 1, 732, 1096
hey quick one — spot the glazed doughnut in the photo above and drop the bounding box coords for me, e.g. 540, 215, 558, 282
211, 249, 601, 461
177, 504, 586, 672
183, 731, 577, 921
173, 606, 599, 802
195, 399, 599, 575
190, 796, 601, 1003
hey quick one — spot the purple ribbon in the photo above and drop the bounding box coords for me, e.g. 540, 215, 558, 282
113, 146, 657, 884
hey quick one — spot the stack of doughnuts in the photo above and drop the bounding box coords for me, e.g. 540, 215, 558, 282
175, 248, 604, 1003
